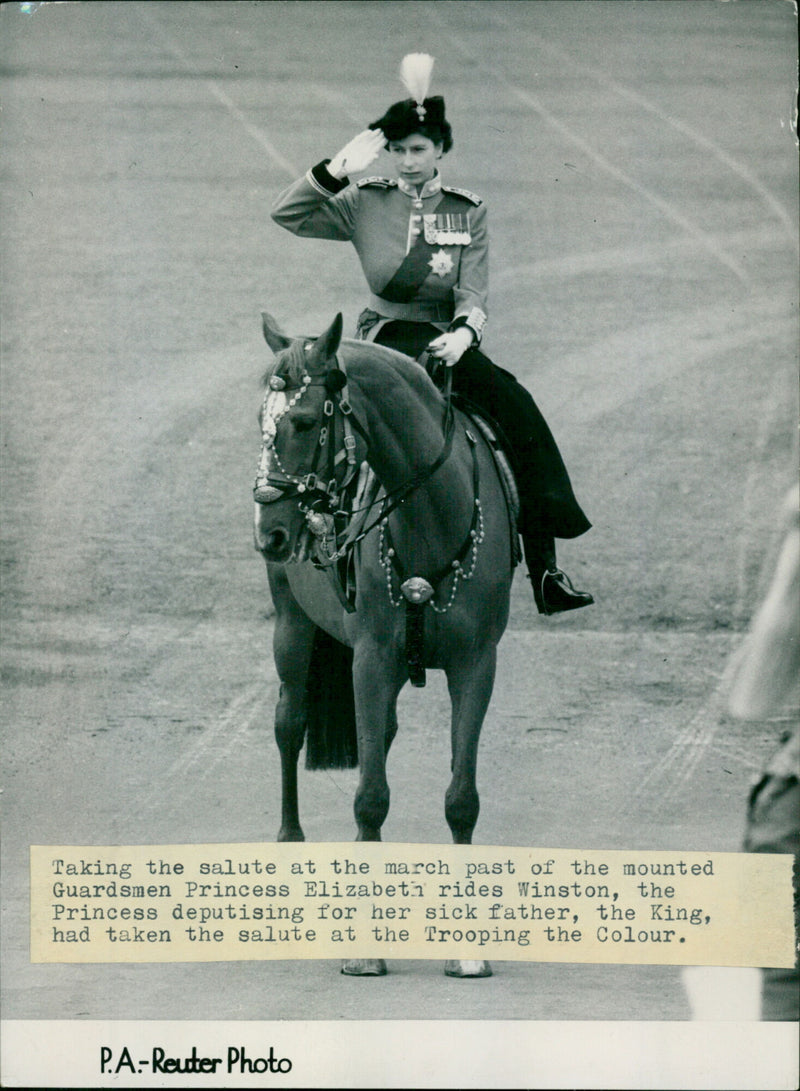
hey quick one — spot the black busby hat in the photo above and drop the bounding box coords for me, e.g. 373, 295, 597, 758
369, 54, 453, 152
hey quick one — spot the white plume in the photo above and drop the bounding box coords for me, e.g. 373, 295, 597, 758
399, 53, 435, 105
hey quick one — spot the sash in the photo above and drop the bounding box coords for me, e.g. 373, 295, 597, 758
378, 193, 469, 304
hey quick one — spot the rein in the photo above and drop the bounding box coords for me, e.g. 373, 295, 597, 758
254, 347, 484, 688
335, 374, 456, 558
254, 351, 457, 562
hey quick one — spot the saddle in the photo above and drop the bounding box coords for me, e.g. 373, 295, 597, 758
466, 411, 522, 568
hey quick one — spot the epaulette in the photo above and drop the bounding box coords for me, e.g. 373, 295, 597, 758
356, 177, 398, 189
441, 184, 483, 206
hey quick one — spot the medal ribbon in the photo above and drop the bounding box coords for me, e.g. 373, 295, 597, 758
378, 193, 468, 304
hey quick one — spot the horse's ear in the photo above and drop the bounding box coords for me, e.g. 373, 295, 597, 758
261, 311, 293, 354
312, 312, 343, 363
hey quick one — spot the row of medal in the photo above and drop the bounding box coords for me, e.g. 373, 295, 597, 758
423, 213, 472, 246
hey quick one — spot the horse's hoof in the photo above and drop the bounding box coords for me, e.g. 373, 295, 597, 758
341, 958, 387, 976
444, 959, 492, 978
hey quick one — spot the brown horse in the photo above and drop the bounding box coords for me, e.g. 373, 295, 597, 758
254, 312, 516, 976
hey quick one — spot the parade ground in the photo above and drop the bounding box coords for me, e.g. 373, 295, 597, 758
1, 0, 797, 1048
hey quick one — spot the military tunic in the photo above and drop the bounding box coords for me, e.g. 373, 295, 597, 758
272, 161, 488, 339
271, 160, 591, 541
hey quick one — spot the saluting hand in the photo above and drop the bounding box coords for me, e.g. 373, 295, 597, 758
329, 129, 386, 179
427, 327, 475, 367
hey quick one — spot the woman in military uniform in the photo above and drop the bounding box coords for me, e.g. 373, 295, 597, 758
271, 55, 593, 615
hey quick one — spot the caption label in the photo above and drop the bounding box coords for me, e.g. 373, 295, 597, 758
30, 843, 794, 966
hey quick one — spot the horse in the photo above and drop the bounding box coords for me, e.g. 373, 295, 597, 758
253, 312, 517, 977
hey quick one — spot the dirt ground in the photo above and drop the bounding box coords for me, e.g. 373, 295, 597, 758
1, 0, 797, 1045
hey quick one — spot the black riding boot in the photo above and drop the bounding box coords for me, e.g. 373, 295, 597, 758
523, 532, 594, 616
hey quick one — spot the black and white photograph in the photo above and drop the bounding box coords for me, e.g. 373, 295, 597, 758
1, 1, 798, 1087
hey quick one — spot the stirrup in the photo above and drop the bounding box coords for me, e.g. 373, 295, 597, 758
535, 566, 594, 616
550, 565, 573, 587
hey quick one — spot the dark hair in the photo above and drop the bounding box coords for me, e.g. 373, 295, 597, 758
369, 96, 453, 153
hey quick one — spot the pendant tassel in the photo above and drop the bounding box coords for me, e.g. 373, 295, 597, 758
400, 576, 435, 687
405, 601, 427, 688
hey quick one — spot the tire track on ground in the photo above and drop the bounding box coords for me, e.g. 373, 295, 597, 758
138, 678, 275, 817
135, 4, 298, 178
536, 295, 794, 424
487, 11, 795, 237
426, 5, 749, 283
495, 224, 786, 284
628, 650, 740, 814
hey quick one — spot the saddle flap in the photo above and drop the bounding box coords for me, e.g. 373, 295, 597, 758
463, 413, 522, 569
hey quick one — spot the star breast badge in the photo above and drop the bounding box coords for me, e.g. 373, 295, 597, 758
428, 249, 454, 278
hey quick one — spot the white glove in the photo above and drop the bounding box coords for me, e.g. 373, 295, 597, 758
329, 129, 386, 179
427, 327, 475, 367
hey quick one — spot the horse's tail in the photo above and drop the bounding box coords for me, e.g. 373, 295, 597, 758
304, 627, 358, 770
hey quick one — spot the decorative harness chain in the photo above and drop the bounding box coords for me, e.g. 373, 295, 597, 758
254, 360, 359, 521
377, 432, 485, 613
254, 352, 484, 617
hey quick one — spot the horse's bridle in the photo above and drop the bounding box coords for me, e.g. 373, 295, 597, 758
254, 358, 360, 513
253, 351, 457, 565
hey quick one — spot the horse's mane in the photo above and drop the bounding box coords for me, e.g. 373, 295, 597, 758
338, 339, 441, 402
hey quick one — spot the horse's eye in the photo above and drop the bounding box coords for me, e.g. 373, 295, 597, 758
292, 417, 316, 433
